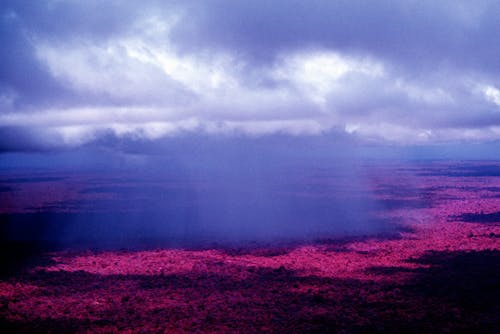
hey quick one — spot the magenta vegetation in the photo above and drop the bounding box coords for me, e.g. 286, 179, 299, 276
0, 161, 499, 332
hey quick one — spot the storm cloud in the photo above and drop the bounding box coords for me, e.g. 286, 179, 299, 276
1, 0, 500, 150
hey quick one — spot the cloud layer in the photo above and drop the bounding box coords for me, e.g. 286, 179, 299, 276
1, 0, 500, 150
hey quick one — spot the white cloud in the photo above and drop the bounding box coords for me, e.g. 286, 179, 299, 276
123, 40, 239, 94
274, 52, 384, 108
4, 21, 499, 146
343, 122, 434, 143
483, 85, 500, 106
2, 0, 500, 151
36, 41, 193, 106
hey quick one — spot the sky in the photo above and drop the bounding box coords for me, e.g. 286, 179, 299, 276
1, 0, 500, 152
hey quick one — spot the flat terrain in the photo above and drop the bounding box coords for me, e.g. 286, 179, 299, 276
0, 161, 499, 333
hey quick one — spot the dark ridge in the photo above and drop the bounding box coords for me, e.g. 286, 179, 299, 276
407, 250, 500, 314
0, 241, 58, 278
420, 165, 500, 177
0, 186, 13, 192
80, 185, 147, 194
79, 185, 179, 195
452, 212, 500, 223
366, 250, 500, 332
0, 317, 90, 334
0, 212, 199, 249
378, 198, 433, 210
1, 177, 66, 183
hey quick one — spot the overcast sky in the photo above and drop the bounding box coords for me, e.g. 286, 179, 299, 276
1, 0, 500, 151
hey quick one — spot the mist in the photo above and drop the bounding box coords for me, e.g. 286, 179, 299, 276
0, 135, 399, 249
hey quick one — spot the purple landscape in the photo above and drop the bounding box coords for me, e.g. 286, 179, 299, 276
1, 1, 500, 333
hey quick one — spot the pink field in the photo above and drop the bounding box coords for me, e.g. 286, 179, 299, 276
1, 162, 499, 332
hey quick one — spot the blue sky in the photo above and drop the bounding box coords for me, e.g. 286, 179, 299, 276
1, 0, 500, 152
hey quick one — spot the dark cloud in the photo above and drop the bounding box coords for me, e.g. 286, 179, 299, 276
0, 8, 67, 107
172, 0, 500, 73
0, 126, 54, 152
